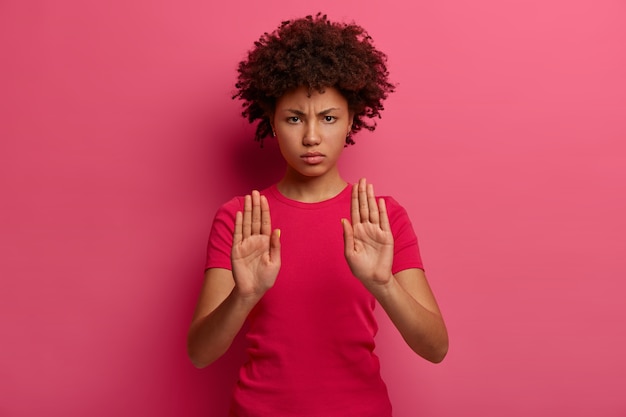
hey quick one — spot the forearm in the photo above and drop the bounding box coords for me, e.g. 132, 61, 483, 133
187, 288, 258, 368
370, 276, 449, 363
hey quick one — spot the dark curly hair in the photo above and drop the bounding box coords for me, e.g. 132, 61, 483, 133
233, 13, 395, 146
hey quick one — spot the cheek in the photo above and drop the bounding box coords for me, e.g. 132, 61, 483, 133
329, 136, 346, 156
276, 136, 298, 158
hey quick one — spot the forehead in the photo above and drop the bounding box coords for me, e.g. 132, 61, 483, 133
275, 86, 348, 110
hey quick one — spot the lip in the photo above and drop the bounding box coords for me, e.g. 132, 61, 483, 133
300, 152, 325, 165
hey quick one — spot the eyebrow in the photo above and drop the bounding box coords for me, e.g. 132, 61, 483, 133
283, 107, 341, 116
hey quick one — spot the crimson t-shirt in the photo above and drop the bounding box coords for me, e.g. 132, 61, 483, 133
205, 184, 423, 417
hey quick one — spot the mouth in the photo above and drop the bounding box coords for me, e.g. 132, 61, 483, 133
300, 152, 325, 165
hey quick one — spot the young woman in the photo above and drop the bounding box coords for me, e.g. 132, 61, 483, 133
188, 14, 448, 416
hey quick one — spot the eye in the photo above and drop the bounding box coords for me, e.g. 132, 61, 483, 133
323, 115, 337, 123
287, 116, 301, 124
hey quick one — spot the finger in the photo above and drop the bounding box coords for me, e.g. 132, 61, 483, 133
378, 197, 390, 232
269, 229, 281, 263
242, 194, 252, 239
233, 211, 243, 245
351, 182, 360, 224
341, 218, 355, 255
367, 183, 379, 224
251, 190, 261, 235
260, 195, 271, 236
358, 178, 369, 223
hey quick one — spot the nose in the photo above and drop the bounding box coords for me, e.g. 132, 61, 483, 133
302, 122, 321, 146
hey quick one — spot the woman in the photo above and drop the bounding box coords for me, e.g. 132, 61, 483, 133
188, 14, 448, 416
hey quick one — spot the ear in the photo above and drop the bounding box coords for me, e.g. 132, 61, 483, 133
347, 111, 355, 134
268, 113, 276, 137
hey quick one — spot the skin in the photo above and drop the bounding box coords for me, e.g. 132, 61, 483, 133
187, 86, 448, 368
272, 85, 353, 202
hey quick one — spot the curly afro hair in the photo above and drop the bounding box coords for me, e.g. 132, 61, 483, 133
233, 13, 395, 146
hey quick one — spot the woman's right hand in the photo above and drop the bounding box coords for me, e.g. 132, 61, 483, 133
231, 190, 281, 302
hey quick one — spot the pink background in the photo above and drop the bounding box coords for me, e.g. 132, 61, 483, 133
1, 0, 625, 416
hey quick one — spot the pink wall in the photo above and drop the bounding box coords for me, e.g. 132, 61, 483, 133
1, 1, 625, 416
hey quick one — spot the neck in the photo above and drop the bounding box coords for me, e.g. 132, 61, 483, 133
277, 170, 347, 203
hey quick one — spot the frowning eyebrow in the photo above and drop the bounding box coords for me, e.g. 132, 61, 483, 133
283, 107, 341, 116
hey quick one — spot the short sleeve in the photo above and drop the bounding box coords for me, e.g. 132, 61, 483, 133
384, 196, 424, 274
205, 196, 243, 271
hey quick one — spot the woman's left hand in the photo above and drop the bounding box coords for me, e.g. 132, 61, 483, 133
342, 178, 394, 290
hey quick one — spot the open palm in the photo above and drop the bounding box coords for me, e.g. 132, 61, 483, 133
231, 191, 281, 300
343, 179, 394, 288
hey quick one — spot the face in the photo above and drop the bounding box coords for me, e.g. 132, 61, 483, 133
271, 86, 353, 182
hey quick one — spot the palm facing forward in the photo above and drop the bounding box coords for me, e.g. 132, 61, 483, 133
342, 179, 394, 289
231, 191, 281, 301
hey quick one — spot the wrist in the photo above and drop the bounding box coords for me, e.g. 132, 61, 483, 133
231, 286, 264, 309
365, 273, 396, 299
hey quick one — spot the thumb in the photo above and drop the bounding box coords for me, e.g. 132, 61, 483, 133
269, 228, 281, 263
341, 218, 354, 252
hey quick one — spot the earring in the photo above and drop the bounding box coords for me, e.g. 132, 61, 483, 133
272, 130, 276, 137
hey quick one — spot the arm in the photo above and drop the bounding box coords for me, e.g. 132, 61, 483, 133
370, 268, 448, 363
187, 191, 281, 368
187, 268, 252, 368
342, 178, 448, 363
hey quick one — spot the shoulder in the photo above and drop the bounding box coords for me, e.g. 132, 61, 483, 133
380, 195, 403, 210
379, 195, 409, 221
378, 195, 417, 236
214, 195, 244, 218
213, 184, 275, 219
